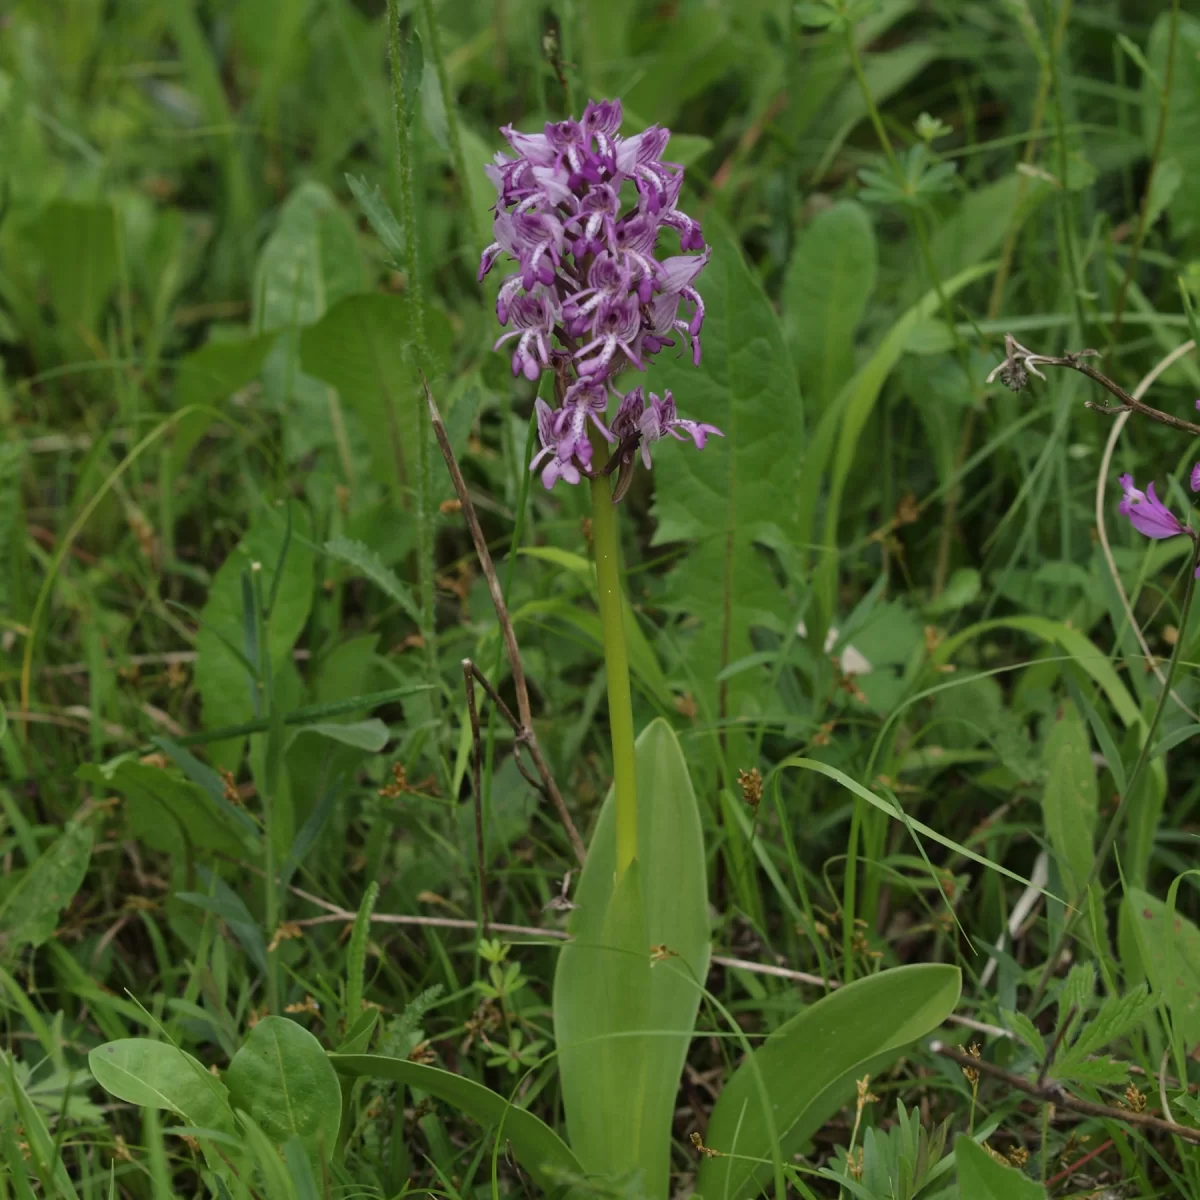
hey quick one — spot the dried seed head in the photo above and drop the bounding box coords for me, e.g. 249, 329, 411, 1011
846, 1147, 864, 1180
737, 767, 763, 810
962, 1042, 981, 1087
999, 357, 1028, 392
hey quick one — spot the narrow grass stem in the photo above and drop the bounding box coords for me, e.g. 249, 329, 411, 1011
252, 565, 281, 1014
386, 0, 440, 746
1031, 539, 1200, 1008
417, 0, 485, 249
1110, 0, 1179, 349
589, 444, 637, 877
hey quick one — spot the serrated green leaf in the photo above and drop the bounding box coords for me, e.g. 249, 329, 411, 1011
1001, 1009, 1045, 1059
324, 535, 420, 622
345, 174, 404, 266
1059, 985, 1155, 1068
783, 200, 876, 415
640, 231, 803, 734
0, 821, 92, 962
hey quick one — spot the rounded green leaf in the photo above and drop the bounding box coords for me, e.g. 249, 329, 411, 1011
225, 1016, 341, 1163
89, 1039, 234, 1133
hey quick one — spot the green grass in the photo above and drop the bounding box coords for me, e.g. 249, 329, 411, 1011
3, 0, 1200, 1196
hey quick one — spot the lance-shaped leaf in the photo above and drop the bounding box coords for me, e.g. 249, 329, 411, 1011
698, 964, 962, 1200
553, 719, 709, 1198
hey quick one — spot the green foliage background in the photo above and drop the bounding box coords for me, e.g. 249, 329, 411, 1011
3, 0, 1200, 1195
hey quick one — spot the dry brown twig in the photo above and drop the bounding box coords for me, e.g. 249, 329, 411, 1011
931, 1040, 1200, 1146
283, 875, 1005, 1039
988, 334, 1200, 437
423, 376, 587, 866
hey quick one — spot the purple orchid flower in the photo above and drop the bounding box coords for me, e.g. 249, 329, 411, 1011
1119, 474, 1185, 539
479, 98, 721, 492
1119, 473, 1200, 576
611, 388, 723, 470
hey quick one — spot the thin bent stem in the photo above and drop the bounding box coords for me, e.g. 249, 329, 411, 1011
1031, 538, 1200, 1008
589, 451, 638, 877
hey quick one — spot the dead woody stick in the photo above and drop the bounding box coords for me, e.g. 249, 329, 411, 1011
424, 377, 587, 866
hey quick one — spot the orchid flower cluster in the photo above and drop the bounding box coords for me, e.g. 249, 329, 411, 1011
988, 335, 1200, 575
479, 99, 720, 493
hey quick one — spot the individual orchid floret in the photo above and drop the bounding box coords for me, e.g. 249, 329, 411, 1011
611, 387, 722, 471
1118, 474, 1197, 579
493, 290, 558, 381
528, 386, 614, 490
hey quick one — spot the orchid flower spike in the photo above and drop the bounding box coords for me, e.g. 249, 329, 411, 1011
480, 98, 720, 492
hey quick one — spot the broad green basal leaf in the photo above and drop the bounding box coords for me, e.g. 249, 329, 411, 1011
76, 759, 252, 860
253, 182, 365, 334
553, 719, 709, 1198
698, 964, 961, 1200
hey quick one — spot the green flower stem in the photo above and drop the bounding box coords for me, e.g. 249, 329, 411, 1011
589, 447, 638, 877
